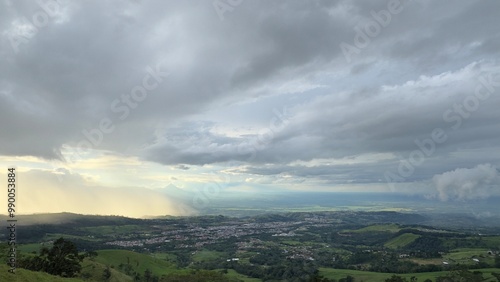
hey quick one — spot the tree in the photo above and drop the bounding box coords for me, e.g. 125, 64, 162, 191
42, 237, 84, 277
19, 238, 83, 278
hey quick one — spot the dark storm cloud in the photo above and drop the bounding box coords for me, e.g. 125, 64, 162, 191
0, 0, 351, 158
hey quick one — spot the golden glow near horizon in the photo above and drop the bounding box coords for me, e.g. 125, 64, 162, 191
0, 150, 198, 218
0, 148, 393, 218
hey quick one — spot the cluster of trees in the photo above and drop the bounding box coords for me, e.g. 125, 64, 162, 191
406, 236, 446, 256
18, 237, 84, 277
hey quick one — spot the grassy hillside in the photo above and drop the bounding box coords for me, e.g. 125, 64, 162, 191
221, 269, 261, 282
94, 249, 180, 276
0, 264, 84, 282
193, 249, 227, 262
384, 233, 421, 249
81, 258, 134, 282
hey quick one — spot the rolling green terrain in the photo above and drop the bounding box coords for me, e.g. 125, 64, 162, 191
384, 233, 421, 249
2, 211, 500, 282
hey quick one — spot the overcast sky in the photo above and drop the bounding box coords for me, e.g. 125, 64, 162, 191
1, 0, 499, 217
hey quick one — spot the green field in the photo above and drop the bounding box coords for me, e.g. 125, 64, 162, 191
18, 243, 46, 254
345, 224, 401, 234
443, 248, 494, 265
192, 249, 228, 262
95, 250, 179, 276
150, 252, 178, 263
319, 267, 500, 282
384, 233, 420, 249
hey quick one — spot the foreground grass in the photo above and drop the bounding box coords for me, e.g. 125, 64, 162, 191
319, 267, 500, 282
0, 263, 84, 282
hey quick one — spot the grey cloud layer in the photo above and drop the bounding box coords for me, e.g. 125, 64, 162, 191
1, 0, 500, 198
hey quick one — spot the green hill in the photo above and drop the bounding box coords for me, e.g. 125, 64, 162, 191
0, 264, 84, 282
94, 249, 180, 276
384, 233, 420, 249
80, 257, 133, 282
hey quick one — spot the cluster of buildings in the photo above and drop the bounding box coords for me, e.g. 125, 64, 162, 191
105, 219, 306, 249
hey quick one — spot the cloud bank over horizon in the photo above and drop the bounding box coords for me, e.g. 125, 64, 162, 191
432, 163, 500, 202
1, 0, 499, 216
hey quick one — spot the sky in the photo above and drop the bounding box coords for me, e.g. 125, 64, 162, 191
1, 0, 499, 218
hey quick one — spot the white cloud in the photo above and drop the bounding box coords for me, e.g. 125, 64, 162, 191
432, 164, 500, 201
